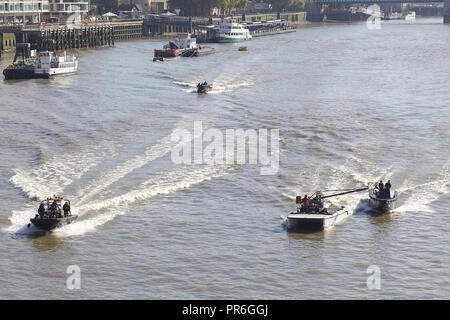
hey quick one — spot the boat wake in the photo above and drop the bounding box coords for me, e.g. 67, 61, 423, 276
5, 119, 231, 236
9, 145, 114, 201
76, 121, 203, 205
208, 79, 254, 94
55, 165, 233, 236
395, 163, 449, 214
280, 158, 449, 217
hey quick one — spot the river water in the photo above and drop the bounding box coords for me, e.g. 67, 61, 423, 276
0, 18, 449, 299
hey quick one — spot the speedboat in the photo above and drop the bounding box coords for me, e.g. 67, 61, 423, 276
286, 206, 350, 231
284, 187, 369, 232
197, 82, 212, 94
29, 196, 77, 231
368, 186, 398, 213
285, 193, 350, 231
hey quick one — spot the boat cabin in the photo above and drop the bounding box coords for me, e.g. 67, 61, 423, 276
172, 33, 198, 49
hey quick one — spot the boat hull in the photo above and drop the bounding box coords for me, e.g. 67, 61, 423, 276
217, 37, 252, 43
368, 189, 398, 213
35, 70, 78, 79
181, 47, 215, 57
3, 68, 36, 80
287, 208, 350, 232
30, 215, 78, 231
197, 84, 212, 94
154, 49, 182, 58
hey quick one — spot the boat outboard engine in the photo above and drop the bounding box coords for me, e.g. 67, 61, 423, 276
296, 196, 302, 204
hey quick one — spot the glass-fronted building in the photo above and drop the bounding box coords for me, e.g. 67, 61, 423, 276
0, 1, 50, 24
0, 0, 88, 24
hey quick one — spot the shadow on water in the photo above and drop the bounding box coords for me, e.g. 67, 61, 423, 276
11, 225, 69, 251
12, 224, 50, 240
287, 227, 336, 241
30, 234, 69, 251
274, 217, 335, 241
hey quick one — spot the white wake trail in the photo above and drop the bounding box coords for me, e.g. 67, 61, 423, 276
55, 165, 233, 236
77, 123, 204, 204
9, 147, 113, 201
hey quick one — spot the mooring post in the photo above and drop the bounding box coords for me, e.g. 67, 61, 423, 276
444, 0, 450, 23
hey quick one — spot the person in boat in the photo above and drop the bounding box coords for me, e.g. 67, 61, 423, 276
63, 201, 71, 217
38, 203, 46, 218
383, 180, 392, 199
301, 195, 310, 208
49, 201, 57, 217
309, 195, 323, 208
50, 200, 62, 218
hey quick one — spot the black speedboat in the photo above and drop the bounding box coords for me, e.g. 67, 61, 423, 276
197, 81, 212, 94
368, 187, 398, 213
29, 197, 77, 231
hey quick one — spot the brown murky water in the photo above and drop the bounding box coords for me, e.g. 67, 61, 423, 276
0, 18, 449, 299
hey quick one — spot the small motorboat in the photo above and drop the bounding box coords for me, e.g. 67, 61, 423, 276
285, 187, 368, 232
29, 196, 77, 231
368, 185, 398, 213
238, 47, 248, 51
197, 81, 212, 94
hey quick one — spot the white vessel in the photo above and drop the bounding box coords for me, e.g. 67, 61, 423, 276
404, 11, 416, 21
217, 19, 252, 43
286, 207, 351, 231
34, 51, 78, 78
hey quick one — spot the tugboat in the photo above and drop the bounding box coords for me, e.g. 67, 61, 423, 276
154, 33, 199, 58
285, 187, 368, 231
368, 181, 398, 213
197, 81, 212, 94
29, 196, 77, 231
34, 51, 78, 78
3, 46, 78, 80
2, 43, 36, 80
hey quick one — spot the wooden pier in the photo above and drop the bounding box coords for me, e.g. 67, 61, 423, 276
0, 20, 144, 52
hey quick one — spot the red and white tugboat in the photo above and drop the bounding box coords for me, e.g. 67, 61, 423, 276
154, 33, 199, 60
29, 196, 77, 231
